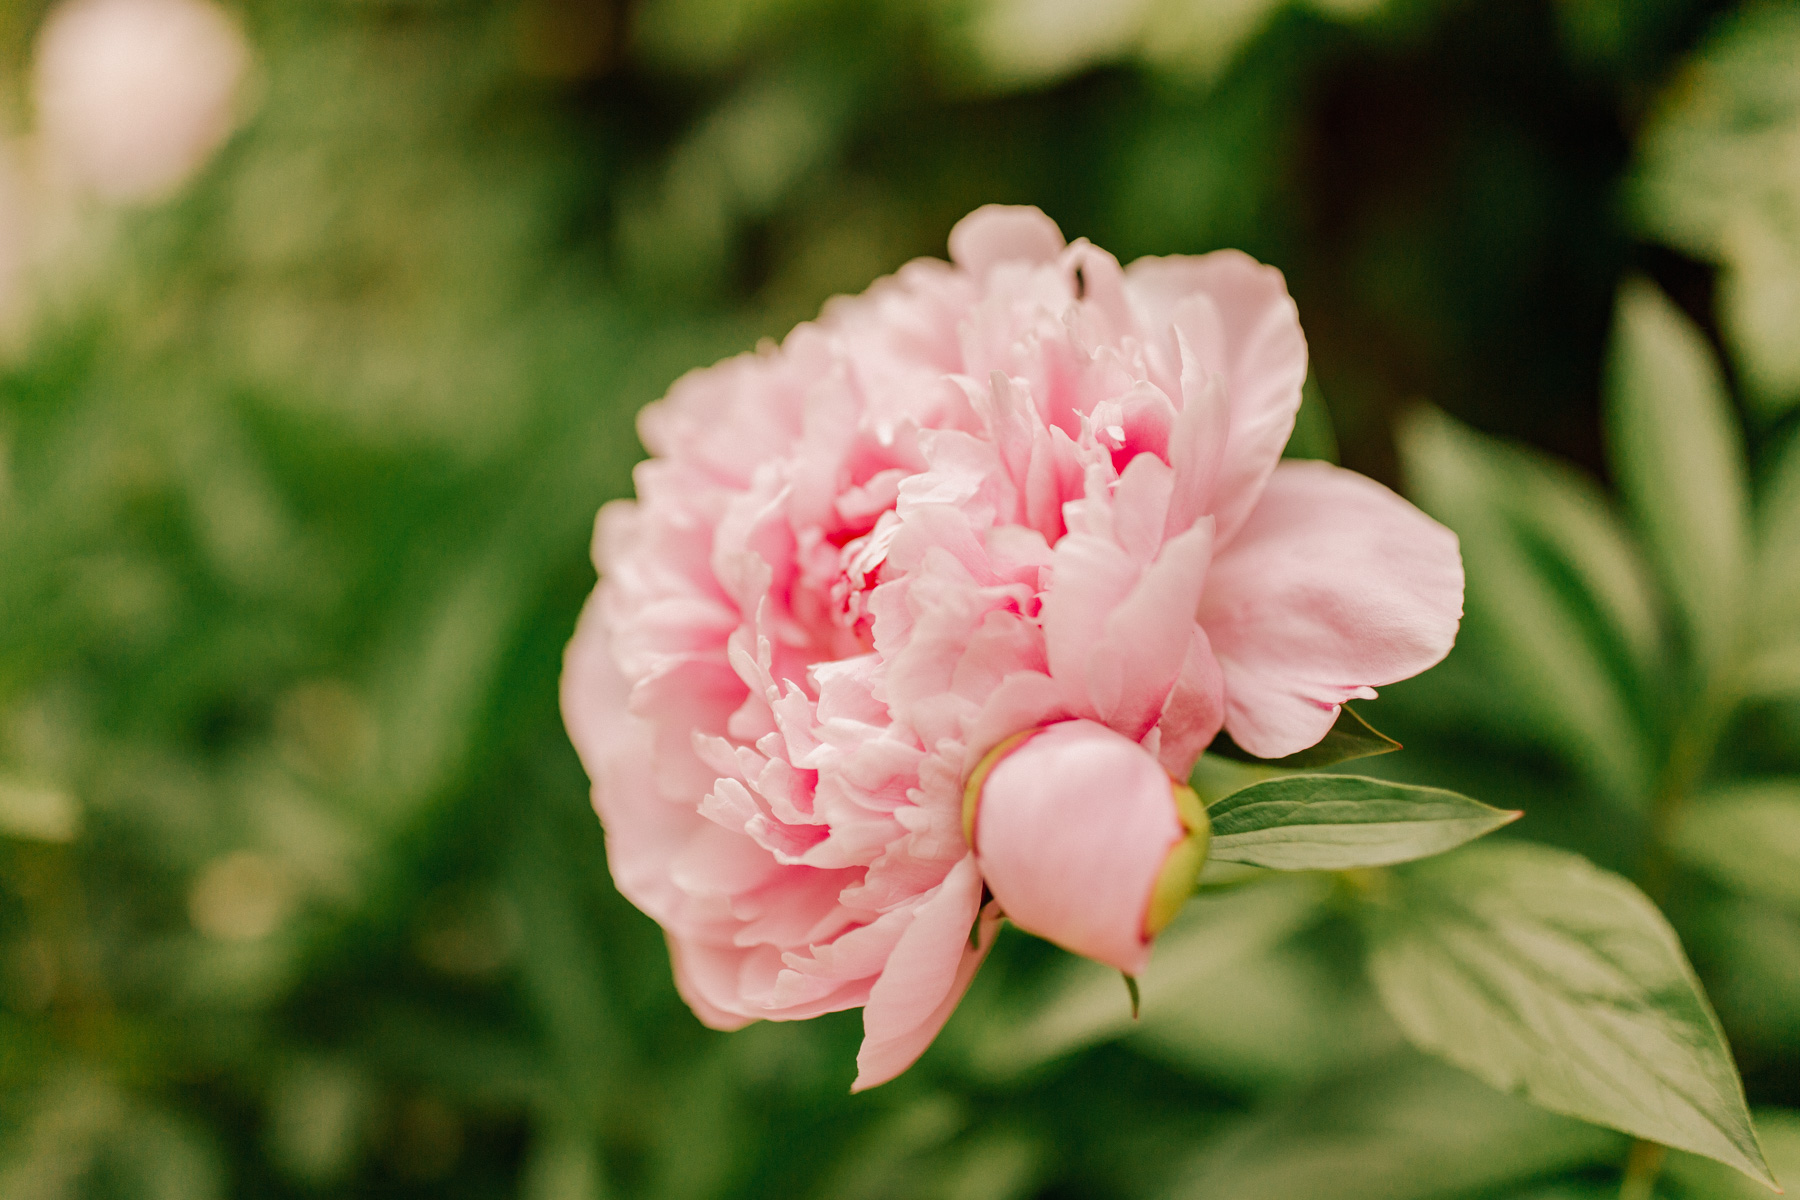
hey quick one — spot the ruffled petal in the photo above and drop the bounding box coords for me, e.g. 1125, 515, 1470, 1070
1125, 251, 1307, 544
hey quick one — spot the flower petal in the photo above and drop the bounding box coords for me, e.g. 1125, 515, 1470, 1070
852, 854, 992, 1090
948, 204, 1067, 278
1126, 251, 1307, 543
1201, 460, 1464, 758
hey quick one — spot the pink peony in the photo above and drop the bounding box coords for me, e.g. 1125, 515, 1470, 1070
561, 205, 1463, 1090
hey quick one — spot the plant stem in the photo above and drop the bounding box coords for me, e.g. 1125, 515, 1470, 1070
1638, 660, 1739, 901
1618, 1138, 1667, 1200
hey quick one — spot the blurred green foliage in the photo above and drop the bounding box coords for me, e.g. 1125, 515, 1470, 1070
2, 0, 1799, 1196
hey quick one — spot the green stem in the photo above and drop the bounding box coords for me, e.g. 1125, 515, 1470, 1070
1618, 1138, 1667, 1200
1638, 659, 1739, 901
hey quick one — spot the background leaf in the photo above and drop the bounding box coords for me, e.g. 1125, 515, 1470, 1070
1361, 841, 1773, 1187
1158, 1054, 1623, 1200
1207, 774, 1518, 871
1631, 4, 1800, 417
954, 875, 1345, 1088
1749, 427, 1800, 699
1399, 409, 1656, 809
1673, 783, 1800, 914
1606, 278, 1750, 677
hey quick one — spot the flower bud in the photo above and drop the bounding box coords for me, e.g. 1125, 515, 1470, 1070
965, 719, 1210, 975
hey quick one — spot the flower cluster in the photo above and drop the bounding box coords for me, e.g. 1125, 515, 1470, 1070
561, 206, 1463, 1088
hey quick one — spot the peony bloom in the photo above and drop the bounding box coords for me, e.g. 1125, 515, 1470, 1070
562, 205, 1462, 1089
34, 0, 251, 203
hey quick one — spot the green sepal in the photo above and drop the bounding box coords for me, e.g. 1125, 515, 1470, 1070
1206, 705, 1400, 770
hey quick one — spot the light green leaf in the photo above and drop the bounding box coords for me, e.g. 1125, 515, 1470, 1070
953, 0, 1295, 89
1207, 704, 1397, 770
1160, 1054, 1623, 1200
1400, 409, 1654, 807
1207, 774, 1518, 871
1606, 278, 1750, 676
1631, 4, 1800, 416
0, 779, 80, 843
1673, 783, 1800, 913
1742, 638, 1800, 701
519, 1122, 606, 1200
1361, 841, 1773, 1188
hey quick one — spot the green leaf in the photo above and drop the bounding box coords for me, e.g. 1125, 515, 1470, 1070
1742, 639, 1800, 701
1673, 783, 1800, 914
1607, 278, 1750, 676
1160, 1055, 1623, 1200
1207, 775, 1518, 871
0, 778, 80, 843
1631, 5, 1800, 416
955, 874, 1332, 1083
1400, 409, 1655, 807
519, 1122, 606, 1200
1361, 841, 1774, 1188
1753, 428, 1800, 684
1206, 705, 1399, 770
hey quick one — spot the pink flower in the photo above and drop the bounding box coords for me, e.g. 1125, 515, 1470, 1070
561, 205, 1463, 1090
966, 719, 1209, 976
34, 0, 251, 203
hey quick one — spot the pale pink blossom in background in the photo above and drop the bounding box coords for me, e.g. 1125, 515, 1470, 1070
34, 0, 251, 203
561, 205, 1463, 1089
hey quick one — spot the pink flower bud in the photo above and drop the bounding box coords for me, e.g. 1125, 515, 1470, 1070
965, 719, 1210, 976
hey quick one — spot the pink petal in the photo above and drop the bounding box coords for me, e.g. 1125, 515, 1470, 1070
1041, 518, 1214, 740
1125, 251, 1308, 544
1200, 461, 1464, 759
948, 205, 1066, 278
852, 854, 991, 1090
1154, 627, 1226, 779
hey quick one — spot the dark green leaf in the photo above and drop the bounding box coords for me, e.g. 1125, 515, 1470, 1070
1207, 775, 1518, 871
1361, 842, 1774, 1188
1752, 428, 1800, 693
1206, 705, 1399, 770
